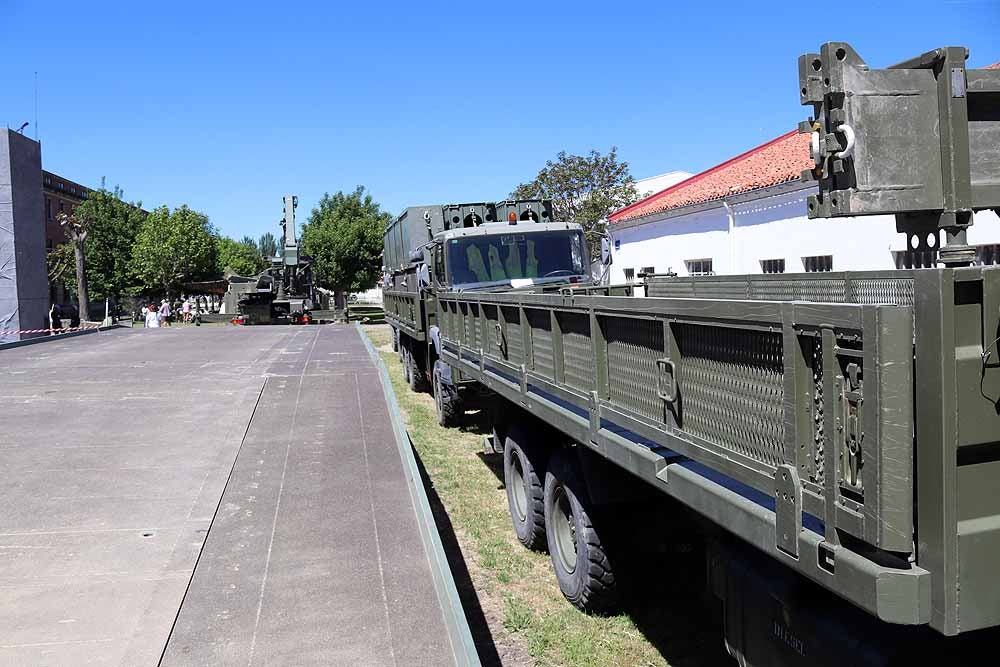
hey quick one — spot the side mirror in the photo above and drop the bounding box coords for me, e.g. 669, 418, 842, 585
600, 236, 613, 266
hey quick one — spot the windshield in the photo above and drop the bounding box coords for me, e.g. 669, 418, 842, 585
446, 230, 586, 288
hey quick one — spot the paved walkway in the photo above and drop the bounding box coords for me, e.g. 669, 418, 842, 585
0, 325, 462, 666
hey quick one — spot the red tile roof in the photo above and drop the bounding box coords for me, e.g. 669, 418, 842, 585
611, 130, 812, 223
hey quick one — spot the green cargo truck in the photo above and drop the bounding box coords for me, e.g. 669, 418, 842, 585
383, 199, 631, 415
385, 44, 1000, 665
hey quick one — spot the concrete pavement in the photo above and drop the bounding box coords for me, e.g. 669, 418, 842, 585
0, 325, 465, 666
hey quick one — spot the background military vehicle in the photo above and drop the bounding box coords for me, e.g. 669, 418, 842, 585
386, 43, 1000, 665
225, 194, 316, 324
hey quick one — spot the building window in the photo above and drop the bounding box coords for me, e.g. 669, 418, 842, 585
760, 259, 785, 274
44, 175, 51, 185
59, 201, 64, 214
46, 239, 53, 252
892, 250, 938, 269
976, 244, 1000, 266
803, 255, 833, 272
57, 183, 64, 190
623, 268, 635, 282
46, 198, 51, 221
685, 258, 713, 275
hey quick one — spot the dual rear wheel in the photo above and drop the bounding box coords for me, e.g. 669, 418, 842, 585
503, 423, 618, 613
398, 335, 428, 392
432, 361, 463, 427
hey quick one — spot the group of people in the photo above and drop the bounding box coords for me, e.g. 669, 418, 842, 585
140, 298, 202, 328
141, 300, 171, 328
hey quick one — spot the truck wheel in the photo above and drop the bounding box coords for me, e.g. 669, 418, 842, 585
544, 449, 618, 613
433, 363, 463, 427
402, 347, 412, 384
504, 425, 547, 551
407, 348, 429, 392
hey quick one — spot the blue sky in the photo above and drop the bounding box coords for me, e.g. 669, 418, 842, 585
2, 0, 997, 240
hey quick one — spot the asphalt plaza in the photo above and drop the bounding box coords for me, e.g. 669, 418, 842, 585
0, 325, 469, 666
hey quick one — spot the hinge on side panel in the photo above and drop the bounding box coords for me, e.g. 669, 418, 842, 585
589, 390, 600, 444
775, 464, 803, 559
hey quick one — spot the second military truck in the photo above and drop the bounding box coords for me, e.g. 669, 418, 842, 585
384, 199, 628, 420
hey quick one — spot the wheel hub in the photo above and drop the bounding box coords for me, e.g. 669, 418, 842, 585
553, 487, 577, 573
511, 456, 527, 521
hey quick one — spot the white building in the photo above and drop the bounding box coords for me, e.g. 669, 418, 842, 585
634, 171, 691, 199
608, 131, 1000, 282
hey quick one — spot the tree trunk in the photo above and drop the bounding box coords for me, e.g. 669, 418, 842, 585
74, 241, 89, 322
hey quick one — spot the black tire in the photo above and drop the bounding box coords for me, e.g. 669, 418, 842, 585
407, 346, 429, 392
544, 449, 618, 613
504, 425, 547, 551
402, 347, 412, 384
433, 362, 463, 427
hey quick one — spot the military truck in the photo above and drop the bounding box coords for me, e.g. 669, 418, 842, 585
383, 199, 631, 416
225, 194, 316, 324
386, 44, 1000, 665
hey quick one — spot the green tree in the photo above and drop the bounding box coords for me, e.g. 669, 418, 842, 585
131, 205, 215, 296
216, 235, 265, 276
258, 232, 278, 259
301, 186, 390, 299
511, 147, 639, 258
239, 235, 258, 254
71, 181, 146, 300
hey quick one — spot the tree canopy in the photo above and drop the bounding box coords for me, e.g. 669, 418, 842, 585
511, 147, 638, 257
258, 232, 278, 259
131, 205, 216, 296
55, 182, 146, 300
239, 235, 258, 254
301, 186, 390, 293
216, 235, 266, 277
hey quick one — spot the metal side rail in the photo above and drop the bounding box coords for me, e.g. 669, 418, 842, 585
436, 287, 936, 626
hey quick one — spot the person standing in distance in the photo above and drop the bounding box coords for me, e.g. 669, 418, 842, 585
145, 303, 161, 328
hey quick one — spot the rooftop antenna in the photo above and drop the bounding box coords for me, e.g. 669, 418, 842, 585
34, 71, 38, 141
15, 122, 29, 134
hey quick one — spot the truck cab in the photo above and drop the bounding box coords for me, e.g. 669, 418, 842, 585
429, 221, 590, 293
384, 199, 601, 418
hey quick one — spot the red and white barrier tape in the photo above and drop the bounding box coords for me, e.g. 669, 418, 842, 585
0, 325, 101, 335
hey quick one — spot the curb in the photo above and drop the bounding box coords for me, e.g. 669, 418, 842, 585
0, 324, 125, 351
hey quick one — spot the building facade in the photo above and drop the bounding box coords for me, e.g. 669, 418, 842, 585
43, 170, 89, 246
608, 131, 1000, 282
